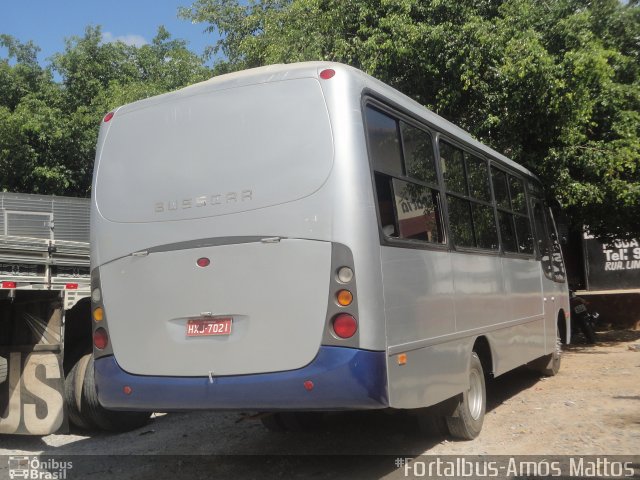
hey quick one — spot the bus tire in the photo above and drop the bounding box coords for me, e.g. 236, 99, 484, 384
531, 328, 562, 376
64, 355, 95, 430
80, 354, 152, 432
446, 352, 485, 440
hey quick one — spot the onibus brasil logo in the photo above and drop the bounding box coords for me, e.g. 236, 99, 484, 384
8, 456, 72, 479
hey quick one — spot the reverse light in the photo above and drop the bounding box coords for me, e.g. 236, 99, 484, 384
336, 267, 353, 284
91, 288, 102, 303
93, 327, 109, 350
332, 313, 357, 339
336, 289, 353, 306
1, 281, 16, 289
319, 69, 335, 80
93, 307, 104, 322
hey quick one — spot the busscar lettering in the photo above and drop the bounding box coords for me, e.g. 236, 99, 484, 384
155, 190, 253, 214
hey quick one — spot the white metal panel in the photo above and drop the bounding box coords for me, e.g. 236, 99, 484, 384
95, 78, 333, 224
100, 239, 331, 376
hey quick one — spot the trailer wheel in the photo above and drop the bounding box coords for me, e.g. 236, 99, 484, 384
79, 354, 151, 432
0, 355, 7, 385
445, 352, 486, 440
64, 355, 95, 430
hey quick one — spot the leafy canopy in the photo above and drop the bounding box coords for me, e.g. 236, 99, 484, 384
0, 26, 209, 197
181, 0, 640, 238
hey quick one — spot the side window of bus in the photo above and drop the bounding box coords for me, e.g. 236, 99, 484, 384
545, 207, 566, 282
492, 168, 534, 255
365, 105, 445, 245
440, 140, 497, 250
532, 200, 553, 277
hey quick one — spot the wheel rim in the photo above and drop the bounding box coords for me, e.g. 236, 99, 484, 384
468, 368, 483, 420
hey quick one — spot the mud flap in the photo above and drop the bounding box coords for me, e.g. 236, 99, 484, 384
0, 298, 68, 435
0, 348, 68, 435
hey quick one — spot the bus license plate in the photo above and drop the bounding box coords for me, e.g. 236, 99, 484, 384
186, 318, 232, 337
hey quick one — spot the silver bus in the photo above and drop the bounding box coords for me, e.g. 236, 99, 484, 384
90, 62, 570, 439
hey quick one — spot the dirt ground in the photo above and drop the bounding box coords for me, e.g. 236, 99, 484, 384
1, 329, 639, 478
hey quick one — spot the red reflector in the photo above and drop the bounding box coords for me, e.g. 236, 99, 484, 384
65, 283, 79, 290
332, 314, 357, 339
1, 281, 16, 289
304, 380, 314, 391
196, 257, 210, 268
103, 112, 114, 122
320, 69, 335, 80
93, 327, 109, 350
123, 386, 133, 395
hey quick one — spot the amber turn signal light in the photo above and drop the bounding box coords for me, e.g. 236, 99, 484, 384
336, 289, 353, 306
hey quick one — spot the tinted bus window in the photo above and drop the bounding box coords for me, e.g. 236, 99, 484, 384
447, 195, 475, 247
466, 153, 491, 202
440, 142, 466, 194
400, 122, 437, 185
393, 179, 443, 243
365, 106, 403, 175
441, 141, 497, 250
367, 105, 445, 245
492, 167, 533, 255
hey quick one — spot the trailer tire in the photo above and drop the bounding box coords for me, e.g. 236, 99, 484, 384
80, 354, 151, 432
64, 355, 95, 429
0, 356, 7, 385
445, 352, 486, 440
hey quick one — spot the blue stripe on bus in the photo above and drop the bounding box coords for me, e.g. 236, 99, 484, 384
95, 346, 388, 411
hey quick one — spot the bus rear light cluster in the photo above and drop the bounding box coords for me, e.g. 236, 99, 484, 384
93, 327, 109, 350
332, 313, 358, 339
1, 281, 16, 289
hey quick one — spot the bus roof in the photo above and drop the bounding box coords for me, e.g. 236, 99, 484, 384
114, 61, 538, 181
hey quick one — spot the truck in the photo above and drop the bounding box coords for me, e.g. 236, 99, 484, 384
0, 192, 149, 434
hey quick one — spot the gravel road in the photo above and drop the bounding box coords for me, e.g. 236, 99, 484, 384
1, 329, 639, 479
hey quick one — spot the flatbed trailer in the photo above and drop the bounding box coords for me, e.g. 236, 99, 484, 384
0, 192, 148, 434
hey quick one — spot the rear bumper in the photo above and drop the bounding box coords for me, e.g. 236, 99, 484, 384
95, 346, 388, 411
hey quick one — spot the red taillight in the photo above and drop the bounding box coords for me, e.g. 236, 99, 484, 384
319, 69, 335, 80
103, 112, 114, 122
65, 283, 78, 290
332, 314, 357, 339
1, 281, 16, 289
196, 257, 210, 268
93, 327, 109, 350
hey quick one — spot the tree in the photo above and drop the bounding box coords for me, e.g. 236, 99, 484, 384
0, 26, 211, 197
180, 0, 640, 238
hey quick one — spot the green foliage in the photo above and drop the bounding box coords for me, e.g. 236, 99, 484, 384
0, 26, 210, 197
181, 0, 640, 238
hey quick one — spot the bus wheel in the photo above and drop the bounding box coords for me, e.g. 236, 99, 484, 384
446, 352, 486, 440
532, 330, 562, 376
80, 354, 152, 432
64, 354, 95, 430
